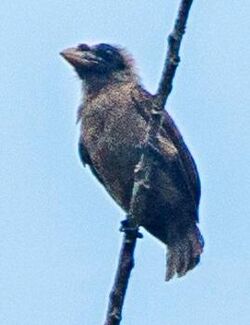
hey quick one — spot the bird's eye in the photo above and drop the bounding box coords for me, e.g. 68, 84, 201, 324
94, 43, 125, 69
104, 49, 113, 56
95, 44, 116, 59
97, 44, 114, 53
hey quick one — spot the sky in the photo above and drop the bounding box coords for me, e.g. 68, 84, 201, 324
1, 1, 250, 324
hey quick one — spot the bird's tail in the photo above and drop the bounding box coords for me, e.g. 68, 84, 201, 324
165, 224, 204, 281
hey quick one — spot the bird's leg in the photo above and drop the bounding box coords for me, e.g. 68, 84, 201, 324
119, 216, 143, 239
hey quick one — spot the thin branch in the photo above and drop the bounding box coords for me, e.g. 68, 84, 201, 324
104, 1, 195, 324
156, 0, 194, 108
104, 230, 139, 325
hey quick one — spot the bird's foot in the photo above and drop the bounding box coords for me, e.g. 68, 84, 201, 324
119, 219, 143, 239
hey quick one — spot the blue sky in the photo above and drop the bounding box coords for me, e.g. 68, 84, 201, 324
1, 1, 250, 324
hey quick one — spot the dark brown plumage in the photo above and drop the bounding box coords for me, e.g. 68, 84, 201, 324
61, 43, 204, 280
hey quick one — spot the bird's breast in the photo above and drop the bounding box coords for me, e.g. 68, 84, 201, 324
81, 99, 146, 209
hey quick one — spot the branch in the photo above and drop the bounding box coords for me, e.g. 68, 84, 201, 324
104, 1, 195, 324
104, 230, 139, 325
156, 0, 194, 108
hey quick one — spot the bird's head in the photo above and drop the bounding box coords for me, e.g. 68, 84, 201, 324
60, 43, 135, 82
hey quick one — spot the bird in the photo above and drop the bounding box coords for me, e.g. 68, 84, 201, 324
60, 43, 204, 281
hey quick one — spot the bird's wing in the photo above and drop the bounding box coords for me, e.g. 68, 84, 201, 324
78, 139, 105, 186
161, 110, 201, 208
77, 102, 106, 185
132, 87, 201, 211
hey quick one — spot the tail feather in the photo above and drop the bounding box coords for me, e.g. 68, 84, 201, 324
165, 225, 204, 281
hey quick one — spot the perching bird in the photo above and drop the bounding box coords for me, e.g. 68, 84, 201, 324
61, 43, 204, 281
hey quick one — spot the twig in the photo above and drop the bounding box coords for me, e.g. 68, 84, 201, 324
104, 230, 139, 325
156, 0, 194, 108
104, 1, 195, 324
